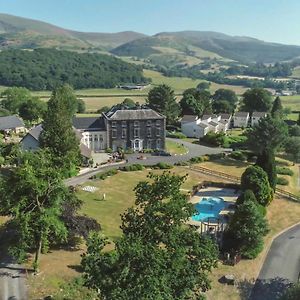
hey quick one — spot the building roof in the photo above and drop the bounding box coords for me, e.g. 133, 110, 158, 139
235, 111, 249, 117
23, 124, 91, 158
252, 112, 267, 118
198, 122, 209, 129
219, 120, 229, 125
27, 124, 43, 140
0, 115, 24, 130
201, 114, 214, 120
104, 109, 164, 120
72, 116, 106, 131
181, 115, 198, 123
209, 121, 219, 127
220, 114, 232, 119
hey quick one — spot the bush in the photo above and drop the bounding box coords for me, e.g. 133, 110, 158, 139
121, 164, 144, 172
166, 131, 187, 139
124, 149, 134, 154
152, 162, 173, 169
201, 132, 227, 147
276, 177, 289, 185
174, 161, 190, 166
208, 153, 225, 160
189, 155, 209, 164
90, 169, 118, 180
276, 167, 294, 176
105, 148, 112, 153
229, 151, 247, 161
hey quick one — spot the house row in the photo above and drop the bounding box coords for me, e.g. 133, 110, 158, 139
21, 106, 166, 155
0, 115, 26, 134
181, 111, 267, 138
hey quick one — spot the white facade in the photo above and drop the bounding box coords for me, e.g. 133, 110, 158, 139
251, 112, 267, 127
81, 131, 107, 152
233, 113, 249, 128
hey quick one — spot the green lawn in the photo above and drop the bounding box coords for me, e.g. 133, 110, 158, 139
281, 95, 300, 111
165, 140, 188, 155
78, 167, 203, 239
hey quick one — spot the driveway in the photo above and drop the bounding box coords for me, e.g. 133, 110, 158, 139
250, 224, 300, 300
65, 138, 229, 186
0, 260, 27, 300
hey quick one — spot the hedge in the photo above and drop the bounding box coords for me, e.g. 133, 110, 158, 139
166, 132, 187, 139
121, 164, 144, 172
276, 177, 289, 186
276, 167, 294, 176
90, 169, 118, 180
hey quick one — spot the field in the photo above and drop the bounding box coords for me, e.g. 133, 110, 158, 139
281, 95, 300, 111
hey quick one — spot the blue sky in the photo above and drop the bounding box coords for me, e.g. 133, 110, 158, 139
1, 0, 300, 45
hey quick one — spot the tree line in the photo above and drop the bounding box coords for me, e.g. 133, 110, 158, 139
0, 48, 148, 90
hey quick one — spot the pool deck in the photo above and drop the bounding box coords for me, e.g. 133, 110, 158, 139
187, 187, 240, 229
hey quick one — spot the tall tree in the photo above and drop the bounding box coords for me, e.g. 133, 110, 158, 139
285, 137, 300, 165
256, 150, 277, 190
246, 115, 288, 155
225, 198, 269, 259
82, 173, 218, 299
1, 87, 32, 114
241, 165, 273, 206
0, 150, 69, 272
241, 88, 273, 113
147, 84, 181, 123
271, 96, 283, 118
39, 85, 81, 176
19, 98, 47, 123
196, 81, 210, 91
180, 88, 212, 116
212, 88, 238, 105
212, 100, 234, 114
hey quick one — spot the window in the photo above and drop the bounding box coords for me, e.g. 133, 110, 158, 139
94, 136, 98, 141
147, 139, 152, 149
134, 128, 140, 138
134, 121, 139, 127
156, 120, 161, 127
112, 121, 117, 128
122, 121, 126, 127
147, 127, 151, 137
112, 129, 117, 138
156, 128, 160, 136
99, 135, 103, 142
89, 136, 92, 142
122, 128, 126, 138
156, 139, 161, 149
147, 120, 152, 126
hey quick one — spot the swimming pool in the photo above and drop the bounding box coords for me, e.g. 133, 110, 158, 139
191, 197, 225, 222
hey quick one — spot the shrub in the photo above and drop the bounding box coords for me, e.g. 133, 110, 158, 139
229, 151, 247, 161
208, 153, 226, 160
276, 167, 294, 176
121, 164, 144, 172
174, 161, 190, 166
241, 165, 273, 206
276, 177, 289, 186
201, 132, 227, 147
166, 131, 187, 139
90, 169, 118, 180
105, 148, 112, 153
189, 155, 209, 164
124, 149, 134, 154
152, 162, 173, 169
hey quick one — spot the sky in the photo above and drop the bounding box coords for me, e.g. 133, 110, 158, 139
1, 0, 300, 45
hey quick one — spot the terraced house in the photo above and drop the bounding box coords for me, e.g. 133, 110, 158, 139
73, 106, 166, 152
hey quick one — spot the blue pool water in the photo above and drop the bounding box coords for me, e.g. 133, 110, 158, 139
192, 197, 225, 222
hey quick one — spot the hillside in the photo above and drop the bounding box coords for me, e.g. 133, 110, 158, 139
111, 31, 300, 64
0, 48, 147, 90
0, 13, 145, 51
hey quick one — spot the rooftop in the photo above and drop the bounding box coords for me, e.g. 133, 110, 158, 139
0, 115, 24, 130
252, 111, 268, 118
181, 115, 198, 123
235, 111, 249, 117
104, 108, 164, 120
72, 116, 106, 131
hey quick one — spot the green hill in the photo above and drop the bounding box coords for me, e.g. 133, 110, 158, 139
111, 31, 300, 64
0, 13, 146, 51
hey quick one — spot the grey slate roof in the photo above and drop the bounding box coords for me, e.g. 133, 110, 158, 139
27, 124, 43, 140
235, 112, 249, 117
220, 114, 231, 119
198, 122, 209, 128
181, 115, 198, 123
209, 121, 219, 127
72, 116, 106, 131
104, 109, 164, 120
0, 115, 24, 130
252, 112, 267, 118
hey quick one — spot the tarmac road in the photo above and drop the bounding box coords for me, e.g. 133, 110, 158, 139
250, 224, 300, 300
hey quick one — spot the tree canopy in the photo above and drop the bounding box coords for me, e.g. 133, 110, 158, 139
147, 84, 181, 123
285, 137, 300, 164
0, 48, 147, 90
81, 172, 218, 299
39, 85, 81, 176
241, 88, 273, 113
241, 165, 273, 206
271, 96, 284, 118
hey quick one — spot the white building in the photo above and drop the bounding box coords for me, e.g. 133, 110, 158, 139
251, 112, 267, 127
233, 112, 250, 128
181, 114, 231, 138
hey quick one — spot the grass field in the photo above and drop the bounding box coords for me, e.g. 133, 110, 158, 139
165, 140, 188, 155
281, 95, 300, 111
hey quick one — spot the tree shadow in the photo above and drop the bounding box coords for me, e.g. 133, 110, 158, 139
237, 277, 292, 300
67, 264, 83, 273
